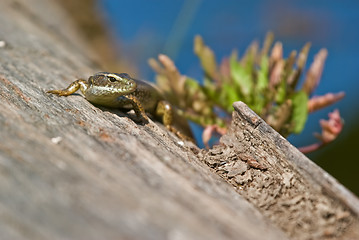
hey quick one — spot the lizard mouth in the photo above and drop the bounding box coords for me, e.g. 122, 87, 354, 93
94, 83, 137, 96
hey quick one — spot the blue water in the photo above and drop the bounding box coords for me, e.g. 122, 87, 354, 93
98, 0, 359, 149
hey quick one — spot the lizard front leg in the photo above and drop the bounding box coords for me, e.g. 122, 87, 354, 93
47, 79, 88, 96
124, 94, 149, 122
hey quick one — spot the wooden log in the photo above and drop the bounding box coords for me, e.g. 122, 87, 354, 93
0, 0, 288, 239
0, 0, 358, 239
201, 102, 359, 239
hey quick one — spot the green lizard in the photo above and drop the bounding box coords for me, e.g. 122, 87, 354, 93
47, 72, 193, 141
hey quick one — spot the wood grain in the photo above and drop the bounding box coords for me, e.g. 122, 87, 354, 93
0, 0, 358, 239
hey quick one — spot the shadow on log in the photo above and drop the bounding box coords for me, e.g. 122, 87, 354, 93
0, 0, 358, 239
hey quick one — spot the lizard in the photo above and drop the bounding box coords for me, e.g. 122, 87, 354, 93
47, 72, 193, 141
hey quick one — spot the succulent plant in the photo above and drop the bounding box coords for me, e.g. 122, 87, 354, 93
149, 33, 344, 152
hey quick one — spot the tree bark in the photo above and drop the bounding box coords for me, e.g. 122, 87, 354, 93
0, 0, 358, 240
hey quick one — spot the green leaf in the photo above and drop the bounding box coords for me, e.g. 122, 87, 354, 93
185, 77, 201, 95
251, 96, 266, 115
275, 79, 287, 104
252, 56, 269, 113
184, 77, 207, 108
221, 82, 241, 112
291, 91, 308, 134
230, 53, 252, 101
203, 77, 217, 101
257, 56, 269, 92
194, 35, 218, 80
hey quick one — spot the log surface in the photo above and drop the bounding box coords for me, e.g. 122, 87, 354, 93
202, 102, 359, 239
0, 0, 358, 240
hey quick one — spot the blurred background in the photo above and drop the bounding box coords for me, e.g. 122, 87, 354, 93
62, 0, 359, 195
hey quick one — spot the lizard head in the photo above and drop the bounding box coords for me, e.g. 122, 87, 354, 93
88, 72, 137, 96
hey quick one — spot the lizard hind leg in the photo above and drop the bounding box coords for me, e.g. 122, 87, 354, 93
156, 100, 193, 142
156, 100, 173, 127
47, 79, 88, 96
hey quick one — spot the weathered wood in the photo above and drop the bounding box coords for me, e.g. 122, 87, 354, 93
0, 0, 287, 239
0, 0, 358, 240
201, 102, 359, 239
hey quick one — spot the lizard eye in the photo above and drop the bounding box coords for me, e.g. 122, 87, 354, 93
108, 76, 117, 82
